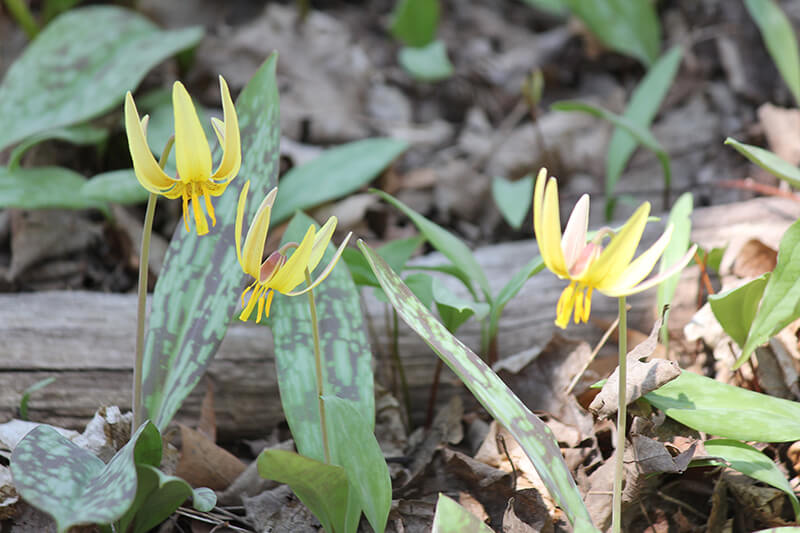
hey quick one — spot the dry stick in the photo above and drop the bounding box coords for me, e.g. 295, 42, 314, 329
133, 137, 173, 432
611, 296, 628, 533
565, 314, 621, 395
306, 267, 330, 464
717, 178, 800, 201
693, 250, 715, 297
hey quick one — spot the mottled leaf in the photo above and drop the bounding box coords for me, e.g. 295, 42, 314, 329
0, 166, 108, 214
703, 439, 800, 521
272, 138, 407, 223
739, 218, 800, 368
326, 396, 391, 533
257, 449, 350, 533
141, 54, 281, 431
10, 422, 157, 533
269, 211, 374, 462
358, 240, 597, 532
432, 494, 494, 533
9, 124, 108, 170
398, 41, 455, 82
745, 0, 800, 107
343, 235, 424, 289
708, 274, 768, 348
491, 175, 534, 230
725, 137, 800, 189
0, 6, 203, 151
81, 169, 148, 205
389, 0, 440, 47
645, 371, 800, 442
606, 47, 682, 219
433, 278, 489, 334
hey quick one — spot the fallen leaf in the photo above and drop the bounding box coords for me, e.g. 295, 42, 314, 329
732, 239, 777, 279
197, 378, 216, 443
458, 491, 489, 524
758, 103, 800, 167
502, 488, 554, 533
175, 424, 246, 490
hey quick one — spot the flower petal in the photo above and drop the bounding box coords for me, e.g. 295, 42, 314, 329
562, 194, 589, 271
269, 225, 316, 293
540, 177, 569, 277
307, 217, 337, 273
533, 167, 547, 239
210, 76, 241, 185
124, 93, 176, 193
173, 81, 212, 183
285, 232, 353, 297
241, 186, 277, 278
191, 183, 209, 235
584, 202, 650, 287
597, 223, 673, 292
603, 244, 697, 297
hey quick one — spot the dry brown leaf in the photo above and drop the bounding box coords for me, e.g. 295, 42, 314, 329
458, 491, 490, 524
732, 238, 777, 278
197, 377, 216, 443
758, 103, 800, 167
174, 424, 246, 490
502, 489, 554, 533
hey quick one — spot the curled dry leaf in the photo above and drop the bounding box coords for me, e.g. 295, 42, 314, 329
732, 238, 778, 279
174, 424, 246, 491
502, 488, 554, 533
589, 315, 681, 419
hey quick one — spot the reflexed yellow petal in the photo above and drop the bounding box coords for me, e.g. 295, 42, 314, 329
307, 217, 337, 272
211, 117, 224, 146
540, 178, 568, 277
555, 282, 576, 329
191, 183, 209, 235
124, 93, 176, 193
210, 76, 241, 185
285, 232, 353, 297
585, 202, 650, 287
239, 283, 262, 321
235, 181, 250, 271
582, 287, 593, 322
597, 224, 673, 292
173, 81, 212, 183
269, 225, 316, 293
532, 168, 547, 245
603, 244, 697, 297
561, 194, 589, 271
241, 187, 277, 278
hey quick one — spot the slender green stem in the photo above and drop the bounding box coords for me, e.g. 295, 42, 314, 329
612, 296, 628, 533
4, 0, 39, 38
391, 308, 411, 428
132, 137, 173, 431
306, 267, 331, 464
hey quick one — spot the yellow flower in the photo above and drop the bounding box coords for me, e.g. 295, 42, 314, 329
124, 76, 241, 235
235, 180, 352, 322
532, 168, 696, 329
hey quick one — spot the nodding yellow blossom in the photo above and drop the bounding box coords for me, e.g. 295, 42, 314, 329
532, 168, 696, 329
235, 180, 352, 323
124, 76, 241, 235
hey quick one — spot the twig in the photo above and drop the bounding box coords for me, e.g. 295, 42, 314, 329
565, 314, 620, 395
717, 178, 800, 202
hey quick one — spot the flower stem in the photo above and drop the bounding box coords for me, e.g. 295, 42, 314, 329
612, 295, 628, 533
132, 137, 173, 432
306, 267, 331, 464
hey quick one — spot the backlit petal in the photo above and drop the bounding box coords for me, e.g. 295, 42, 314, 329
235, 181, 250, 271
307, 217, 337, 273
597, 224, 673, 292
533, 167, 547, 240
540, 177, 568, 277
603, 244, 697, 297
285, 232, 352, 296
562, 194, 590, 270
585, 202, 650, 286
124, 93, 176, 193
173, 81, 212, 183
210, 76, 241, 185
269, 225, 316, 293
241, 187, 278, 278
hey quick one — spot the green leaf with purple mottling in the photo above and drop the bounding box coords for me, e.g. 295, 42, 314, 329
0, 6, 203, 151
141, 54, 281, 431
357, 240, 597, 532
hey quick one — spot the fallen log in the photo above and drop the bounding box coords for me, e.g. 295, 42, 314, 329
0, 197, 797, 440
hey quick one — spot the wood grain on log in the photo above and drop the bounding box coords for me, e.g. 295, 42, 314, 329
1, 197, 797, 440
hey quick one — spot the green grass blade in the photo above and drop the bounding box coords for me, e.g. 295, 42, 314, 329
708, 274, 768, 348
657, 192, 692, 342
358, 240, 597, 531
724, 137, 800, 189
141, 54, 281, 431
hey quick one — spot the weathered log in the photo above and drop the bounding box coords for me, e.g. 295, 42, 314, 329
0, 197, 797, 440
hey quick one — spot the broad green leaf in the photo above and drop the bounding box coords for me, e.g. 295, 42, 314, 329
326, 396, 391, 533
552, 100, 671, 196
403, 272, 435, 308
703, 439, 800, 521
744, 0, 800, 107
645, 371, 800, 441
399, 41, 455, 82
81, 169, 148, 205
708, 274, 769, 348
657, 191, 692, 341
11, 422, 157, 533
141, 54, 281, 431
272, 138, 408, 223
343, 235, 424, 289
9, 124, 108, 170
725, 137, 800, 189
42, 0, 84, 23
19, 377, 57, 421
118, 464, 216, 533
389, 0, 440, 47
488, 255, 545, 341
606, 47, 682, 219
373, 189, 491, 300
739, 218, 800, 368
0, 166, 108, 214
432, 494, 494, 533
269, 211, 374, 463
491, 175, 534, 230
562, 0, 660, 66
520, 0, 568, 16
433, 278, 490, 334
358, 240, 597, 532
258, 449, 350, 533
755, 528, 800, 533
0, 6, 203, 152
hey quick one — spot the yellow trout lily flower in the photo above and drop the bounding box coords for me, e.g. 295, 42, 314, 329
235, 181, 353, 322
532, 168, 697, 329
124, 75, 241, 235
